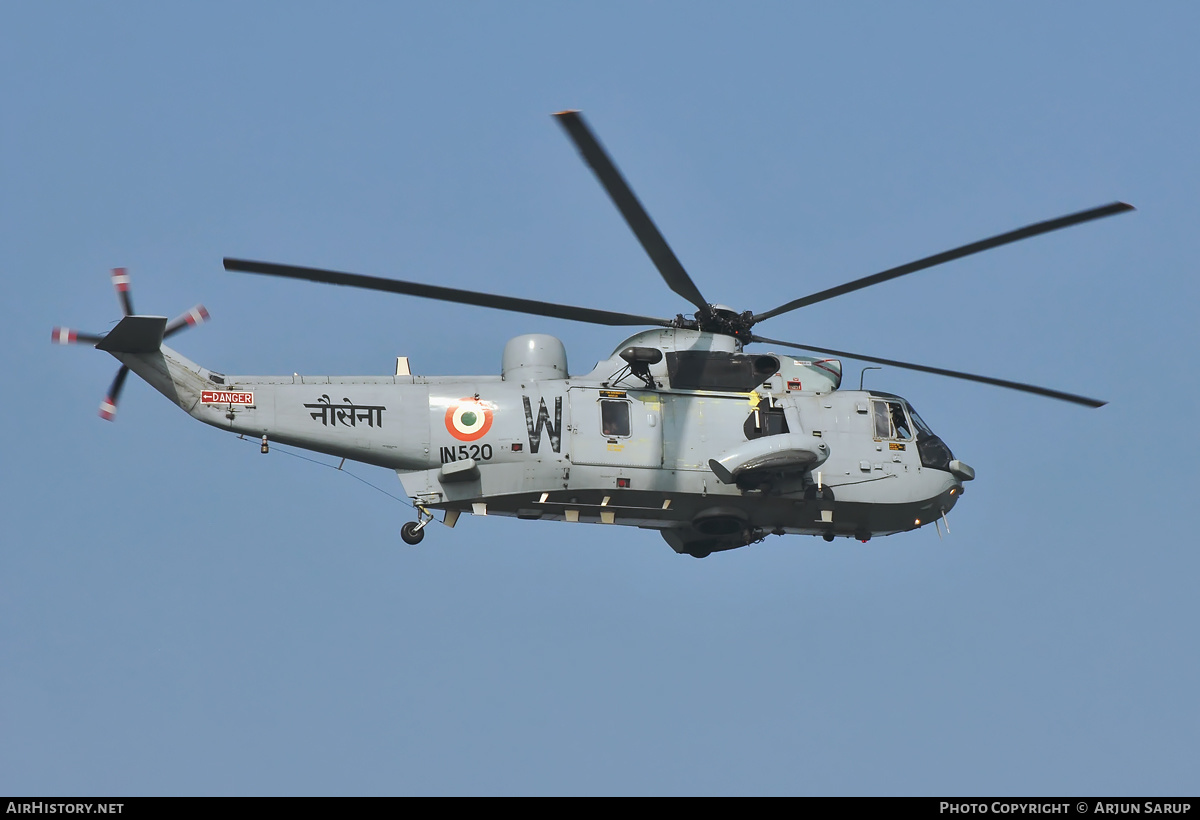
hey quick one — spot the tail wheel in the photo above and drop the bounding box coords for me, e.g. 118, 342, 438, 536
400, 521, 425, 545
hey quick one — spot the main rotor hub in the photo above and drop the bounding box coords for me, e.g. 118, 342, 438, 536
692, 305, 756, 343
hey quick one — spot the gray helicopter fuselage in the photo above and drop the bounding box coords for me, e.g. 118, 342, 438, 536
115, 327, 967, 554
59, 113, 1126, 556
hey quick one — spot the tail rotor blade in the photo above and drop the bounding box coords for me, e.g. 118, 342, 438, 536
164, 304, 210, 339
98, 365, 130, 421
51, 327, 105, 346
100, 365, 131, 420
111, 268, 134, 316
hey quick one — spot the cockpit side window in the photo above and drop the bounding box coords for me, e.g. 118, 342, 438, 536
873, 401, 891, 439
891, 403, 913, 440
872, 399, 913, 441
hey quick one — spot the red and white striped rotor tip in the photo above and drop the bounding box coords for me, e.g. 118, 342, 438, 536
52, 326, 78, 345
184, 305, 210, 326
110, 267, 131, 292
111, 267, 134, 316
98, 396, 118, 421
51, 327, 101, 345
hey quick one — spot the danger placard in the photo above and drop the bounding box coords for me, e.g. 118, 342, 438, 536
201, 390, 254, 405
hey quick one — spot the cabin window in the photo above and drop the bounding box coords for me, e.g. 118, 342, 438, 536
601, 400, 631, 438
872, 399, 913, 441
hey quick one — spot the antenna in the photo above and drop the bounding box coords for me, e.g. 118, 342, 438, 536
860, 366, 882, 391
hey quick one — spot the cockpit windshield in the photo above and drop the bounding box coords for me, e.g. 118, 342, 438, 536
905, 402, 935, 438
905, 400, 953, 471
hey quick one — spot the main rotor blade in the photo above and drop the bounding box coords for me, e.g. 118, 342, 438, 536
751, 334, 1106, 407
223, 259, 675, 329
754, 202, 1135, 322
553, 110, 710, 314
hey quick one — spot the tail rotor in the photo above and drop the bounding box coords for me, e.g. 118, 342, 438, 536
53, 268, 209, 421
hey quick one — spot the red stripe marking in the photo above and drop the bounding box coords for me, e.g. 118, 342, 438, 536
813, 360, 841, 379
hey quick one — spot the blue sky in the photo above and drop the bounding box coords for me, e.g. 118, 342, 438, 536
3, 3, 1197, 796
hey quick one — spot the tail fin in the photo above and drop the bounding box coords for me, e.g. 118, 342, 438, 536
95, 316, 167, 354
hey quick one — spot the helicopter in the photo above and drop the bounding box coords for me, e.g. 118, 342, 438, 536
53, 111, 1133, 557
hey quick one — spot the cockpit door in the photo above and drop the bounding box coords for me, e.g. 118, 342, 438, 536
870, 397, 917, 474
